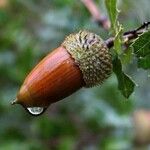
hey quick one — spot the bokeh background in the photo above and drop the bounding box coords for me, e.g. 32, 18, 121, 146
0, 0, 150, 149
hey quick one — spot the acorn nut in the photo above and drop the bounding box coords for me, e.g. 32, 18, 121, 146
12, 30, 112, 116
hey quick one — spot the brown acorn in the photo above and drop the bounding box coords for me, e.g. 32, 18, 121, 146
12, 30, 112, 115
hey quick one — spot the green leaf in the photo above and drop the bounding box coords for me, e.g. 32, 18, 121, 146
113, 57, 135, 98
121, 47, 133, 65
114, 22, 123, 54
132, 31, 150, 69
105, 0, 118, 30
105, 0, 123, 55
137, 54, 150, 69
132, 31, 150, 57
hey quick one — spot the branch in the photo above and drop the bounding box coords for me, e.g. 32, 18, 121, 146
81, 0, 110, 30
0, 0, 8, 8
105, 22, 150, 49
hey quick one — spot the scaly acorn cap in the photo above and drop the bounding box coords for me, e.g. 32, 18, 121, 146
62, 30, 112, 87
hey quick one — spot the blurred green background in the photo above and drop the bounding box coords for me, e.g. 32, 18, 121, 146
0, 0, 150, 149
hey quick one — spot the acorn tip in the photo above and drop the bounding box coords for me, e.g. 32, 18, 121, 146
11, 98, 18, 105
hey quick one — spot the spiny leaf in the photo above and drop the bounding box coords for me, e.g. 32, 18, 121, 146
113, 57, 135, 98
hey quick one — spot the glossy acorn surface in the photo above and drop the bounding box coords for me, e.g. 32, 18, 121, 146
13, 30, 112, 115
16, 46, 85, 107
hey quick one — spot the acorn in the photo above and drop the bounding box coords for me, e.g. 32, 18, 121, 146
12, 30, 112, 116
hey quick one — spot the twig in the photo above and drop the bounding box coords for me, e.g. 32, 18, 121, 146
81, 0, 110, 30
105, 22, 150, 49
124, 21, 150, 36
105, 34, 138, 49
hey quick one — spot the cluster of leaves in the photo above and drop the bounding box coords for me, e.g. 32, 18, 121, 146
105, 0, 150, 98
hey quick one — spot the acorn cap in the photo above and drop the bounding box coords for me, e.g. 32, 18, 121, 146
62, 30, 112, 87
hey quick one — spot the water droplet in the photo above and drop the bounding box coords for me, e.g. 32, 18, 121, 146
26, 107, 46, 116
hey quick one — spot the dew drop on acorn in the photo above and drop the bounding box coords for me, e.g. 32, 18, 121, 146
26, 107, 46, 116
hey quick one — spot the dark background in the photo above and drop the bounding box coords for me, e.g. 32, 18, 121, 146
0, 0, 150, 149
